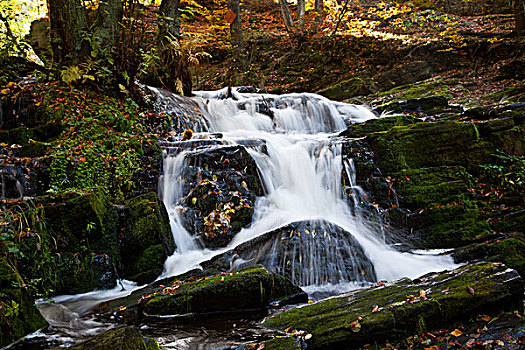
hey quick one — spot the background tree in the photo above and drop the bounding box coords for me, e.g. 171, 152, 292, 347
513, 0, 525, 35
315, 0, 323, 12
46, 0, 89, 64
297, 0, 305, 20
228, 0, 243, 46
279, 0, 294, 32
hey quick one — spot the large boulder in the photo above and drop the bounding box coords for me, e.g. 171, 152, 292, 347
118, 192, 175, 284
203, 220, 377, 286
0, 258, 48, 348
99, 265, 306, 319
263, 262, 524, 349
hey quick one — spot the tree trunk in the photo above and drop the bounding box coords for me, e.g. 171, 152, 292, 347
315, 0, 323, 12
46, 0, 89, 64
94, 0, 123, 51
228, 0, 243, 46
514, 0, 525, 36
279, 0, 294, 32
297, 0, 306, 20
158, 0, 181, 43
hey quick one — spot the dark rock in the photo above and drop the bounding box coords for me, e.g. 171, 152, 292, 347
119, 192, 175, 284
176, 144, 263, 248
453, 233, 525, 278
498, 59, 525, 80
98, 265, 306, 319
317, 77, 377, 101
0, 258, 48, 348
203, 220, 377, 286
17, 192, 120, 295
367, 121, 491, 174
375, 61, 433, 91
263, 262, 524, 349
59, 325, 161, 350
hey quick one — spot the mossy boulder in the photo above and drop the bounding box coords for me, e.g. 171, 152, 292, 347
263, 262, 524, 349
340, 115, 418, 138
100, 265, 306, 319
17, 191, 120, 295
0, 258, 48, 348
60, 325, 161, 350
119, 192, 175, 284
453, 234, 525, 278
317, 77, 377, 101
367, 121, 490, 174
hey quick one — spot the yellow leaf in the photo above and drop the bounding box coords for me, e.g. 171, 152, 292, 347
285, 326, 292, 332
450, 329, 462, 337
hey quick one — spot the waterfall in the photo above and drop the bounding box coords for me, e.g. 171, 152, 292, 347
157, 88, 455, 290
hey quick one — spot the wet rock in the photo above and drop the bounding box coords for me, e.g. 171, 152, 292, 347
453, 233, 525, 278
0, 257, 48, 348
119, 192, 175, 284
99, 265, 306, 318
60, 325, 161, 350
178, 144, 264, 248
203, 220, 377, 286
498, 59, 525, 81
131, 141, 163, 197
263, 262, 524, 349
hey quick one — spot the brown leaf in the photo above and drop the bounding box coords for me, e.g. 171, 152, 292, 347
477, 314, 492, 322
466, 286, 475, 295
372, 305, 379, 313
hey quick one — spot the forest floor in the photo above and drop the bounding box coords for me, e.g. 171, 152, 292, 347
184, 0, 524, 108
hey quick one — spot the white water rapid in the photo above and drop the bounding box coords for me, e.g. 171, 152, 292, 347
157, 87, 456, 292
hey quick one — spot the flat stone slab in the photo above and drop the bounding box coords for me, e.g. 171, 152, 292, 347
263, 262, 523, 349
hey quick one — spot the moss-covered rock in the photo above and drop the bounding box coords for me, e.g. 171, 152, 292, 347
367, 121, 490, 174
0, 258, 48, 348
99, 265, 306, 319
263, 262, 523, 349
340, 115, 418, 138
453, 234, 525, 278
317, 77, 377, 101
119, 192, 175, 284
17, 191, 120, 295
60, 325, 161, 350
142, 265, 305, 316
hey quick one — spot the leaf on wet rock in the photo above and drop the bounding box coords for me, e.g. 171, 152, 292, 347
450, 329, 463, 337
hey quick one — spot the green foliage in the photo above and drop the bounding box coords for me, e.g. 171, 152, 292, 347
481, 150, 525, 196
37, 84, 151, 199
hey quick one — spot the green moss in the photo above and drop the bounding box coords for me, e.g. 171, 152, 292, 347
0, 258, 48, 348
143, 265, 303, 315
263, 262, 523, 349
317, 77, 377, 101
344, 115, 418, 137
66, 325, 159, 350
368, 121, 491, 174
262, 337, 302, 349
391, 166, 470, 209
453, 234, 525, 277
120, 192, 174, 283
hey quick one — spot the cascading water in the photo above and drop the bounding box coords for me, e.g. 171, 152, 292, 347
157, 87, 455, 291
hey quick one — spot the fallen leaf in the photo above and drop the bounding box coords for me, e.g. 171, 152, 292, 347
305, 334, 312, 340
372, 305, 379, 313
466, 286, 475, 295
450, 329, 463, 337
477, 314, 492, 322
